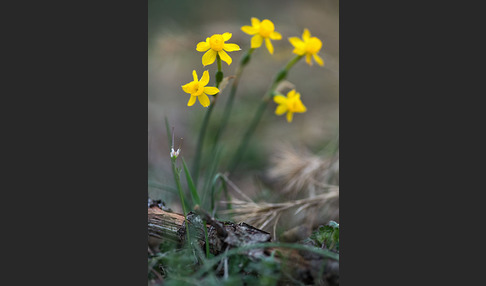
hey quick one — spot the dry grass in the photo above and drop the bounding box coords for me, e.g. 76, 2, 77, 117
267, 144, 339, 199
221, 190, 338, 239
220, 145, 339, 240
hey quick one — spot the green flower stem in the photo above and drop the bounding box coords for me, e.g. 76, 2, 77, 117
192, 55, 224, 186
191, 104, 213, 186
211, 48, 254, 151
170, 157, 191, 242
284, 54, 303, 71
228, 55, 303, 173
216, 56, 223, 86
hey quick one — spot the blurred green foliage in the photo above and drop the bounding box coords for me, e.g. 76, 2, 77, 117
148, 225, 340, 285
309, 221, 339, 252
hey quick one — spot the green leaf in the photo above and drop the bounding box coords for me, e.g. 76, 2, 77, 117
164, 116, 172, 150
210, 173, 226, 213
309, 221, 339, 252
201, 146, 223, 208
182, 157, 200, 207
148, 181, 177, 193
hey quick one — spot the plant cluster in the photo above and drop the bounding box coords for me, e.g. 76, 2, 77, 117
181, 17, 326, 193
149, 17, 337, 286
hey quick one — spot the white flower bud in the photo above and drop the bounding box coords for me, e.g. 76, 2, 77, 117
170, 148, 180, 159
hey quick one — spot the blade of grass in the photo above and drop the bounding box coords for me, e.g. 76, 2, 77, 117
182, 157, 201, 207
201, 157, 223, 258
182, 157, 210, 258
203, 223, 211, 258
164, 116, 173, 148
195, 242, 339, 278
210, 173, 231, 217
148, 181, 177, 193
201, 146, 223, 209
165, 117, 191, 242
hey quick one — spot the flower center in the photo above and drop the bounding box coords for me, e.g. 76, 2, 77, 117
209, 34, 224, 51
188, 82, 204, 96
287, 98, 298, 111
305, 37, 322, 54
287, 97, 305, 112
259, 20, 274, 38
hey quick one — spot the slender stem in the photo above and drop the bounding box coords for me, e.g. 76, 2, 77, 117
284, 54, 302, 71
203, 223, 210, 258
211, 48, 254, 152
228, 55, 303, 173
191, 55, 223, 186
191, 104, 214, 186
170, 157, 191, 241
227, 99, 267, 174
216, 56, 222, 80
165, 118, 192, 245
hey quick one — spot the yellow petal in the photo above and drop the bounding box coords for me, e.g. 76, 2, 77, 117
218, 50, 232, 66
192, 70, 198, 81
196, 41, 210, 52
286, 112, 294, 122
241, 26, 257, 35
274, 95, 287, 104
287, 89, 296, 98
270, 31, 282, 40
260, 19, 275, 33
292, 48, 305, 56
251, 35, 263, 48
202, 49, 217, 66
297, 101, 307, 113
204, 86, 219, 95
222, 32, 232, 41
251, 17, 260, 27
302, 28, 311, 41
223, 43, 241, 52
306, 54, 313, 66
198, 93, 210, 107
265, 38, 274, 54
200, 70, 209, 86
313, 54, 324, 66
289, 37, 304, 48
181, 83, 191, 94
310, 37, 322, 51
187, 95, 197, 106
275, 104, 287, 115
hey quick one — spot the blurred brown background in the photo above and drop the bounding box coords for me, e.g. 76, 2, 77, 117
148, 0, 339, 212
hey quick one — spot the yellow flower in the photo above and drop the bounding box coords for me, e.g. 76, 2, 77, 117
273, 89, 307, 122
196, 33, 241, 66
241, 17, 282, 54
288, 29, 324, 66
181, 70, 219, 107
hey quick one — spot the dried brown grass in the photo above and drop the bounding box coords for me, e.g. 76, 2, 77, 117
267, 144, 339, 199
220, 145, 339, 241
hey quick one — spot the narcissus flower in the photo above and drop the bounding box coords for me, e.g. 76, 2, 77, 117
289, 29, 324, 66
273, 89, 307, 122
196, 33, 241, 66
241, 17, 282, 55
181, 70, 219, 107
